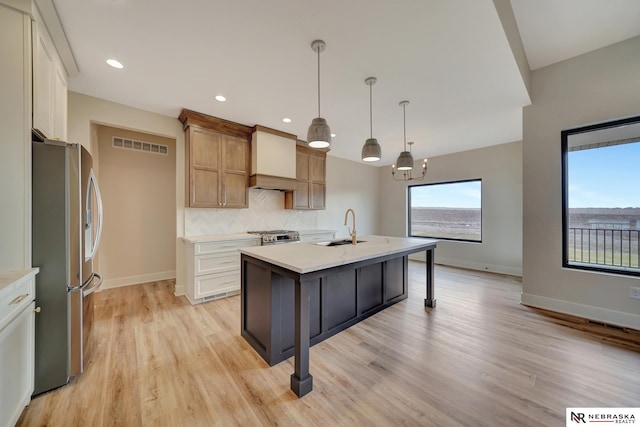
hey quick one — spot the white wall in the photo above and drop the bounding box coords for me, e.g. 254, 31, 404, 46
378, 141, 523, 276
522, 36, 640, 329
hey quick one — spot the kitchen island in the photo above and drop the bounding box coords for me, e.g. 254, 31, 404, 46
239, 235, 437, 397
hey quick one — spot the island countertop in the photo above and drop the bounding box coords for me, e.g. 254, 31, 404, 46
238, 235, 437, 274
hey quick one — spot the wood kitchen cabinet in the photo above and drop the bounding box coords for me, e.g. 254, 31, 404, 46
179, 109, 251, 208
285, 144, 327, 210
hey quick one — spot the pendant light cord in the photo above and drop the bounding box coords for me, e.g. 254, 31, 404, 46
403, 103, 407, 151
317, 47, 321, 117
369, 82, 373, 138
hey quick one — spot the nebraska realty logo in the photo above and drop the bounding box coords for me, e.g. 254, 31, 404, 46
567, 408, 639, 425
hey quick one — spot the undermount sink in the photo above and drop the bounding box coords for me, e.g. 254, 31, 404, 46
315, 239, 366, 246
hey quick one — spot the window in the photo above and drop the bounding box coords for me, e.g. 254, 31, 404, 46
562, 116, 640, 276
409, 179, 482, 242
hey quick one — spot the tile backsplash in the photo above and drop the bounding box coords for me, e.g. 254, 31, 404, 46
184, 189, 318, 236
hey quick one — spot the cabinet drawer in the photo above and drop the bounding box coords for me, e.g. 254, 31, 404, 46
195, 239, 259, 255
0, 275, 34, 331
195, 253, 239, 275
195, 271, 240, 298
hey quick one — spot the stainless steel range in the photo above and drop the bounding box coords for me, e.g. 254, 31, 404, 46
247, 230, 300, 245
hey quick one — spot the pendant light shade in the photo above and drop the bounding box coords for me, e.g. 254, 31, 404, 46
362, 138, 381, 161
361, 77, 381, 162
307, 40, 332, 149
307, 118, 331, 148
395, 150, 414, 170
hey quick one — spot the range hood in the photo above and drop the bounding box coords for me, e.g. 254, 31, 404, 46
250, 125, 297, 191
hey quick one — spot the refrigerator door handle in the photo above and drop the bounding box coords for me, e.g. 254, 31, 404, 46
82, 273, 103, 297
86, 169, 104, 261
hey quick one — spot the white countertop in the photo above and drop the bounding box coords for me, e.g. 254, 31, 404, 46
238, 235, 437, 274
0, 268, 39, 293
181, 233, 260, 244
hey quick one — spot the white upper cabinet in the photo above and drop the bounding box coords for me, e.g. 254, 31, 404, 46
32, 14, 67, 141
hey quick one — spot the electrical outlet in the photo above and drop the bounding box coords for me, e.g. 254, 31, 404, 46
630, 287, 640, 300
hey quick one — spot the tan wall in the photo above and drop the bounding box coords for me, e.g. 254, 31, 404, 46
522, 35, 640, 329
378, 141, 523, 276
95, 125, 176, 288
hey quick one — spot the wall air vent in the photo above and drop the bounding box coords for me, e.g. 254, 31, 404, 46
112, 137, 168, 155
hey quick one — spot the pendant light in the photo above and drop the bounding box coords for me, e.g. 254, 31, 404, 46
361, 77, 381, 162
392, 100, 427, 181
307, 40, 332, 148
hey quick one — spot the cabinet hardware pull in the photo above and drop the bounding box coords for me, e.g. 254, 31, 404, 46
221, 280, 235, 285
9, 294, 29, 305
34, 307, 42, 313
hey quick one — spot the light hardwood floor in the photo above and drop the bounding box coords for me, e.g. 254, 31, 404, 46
18, 263, 640, 427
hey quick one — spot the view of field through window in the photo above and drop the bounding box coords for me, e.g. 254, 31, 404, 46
565, 125, 640, 274
409, 180, 481, 242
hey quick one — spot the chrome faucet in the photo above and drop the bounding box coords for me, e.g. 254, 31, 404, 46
344, 208, 357, 245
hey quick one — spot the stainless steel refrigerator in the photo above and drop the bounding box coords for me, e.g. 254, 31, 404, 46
32, 139, 103, 395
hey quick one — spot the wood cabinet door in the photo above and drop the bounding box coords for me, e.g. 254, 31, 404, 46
222, 173, 248, 208
311, 183, 325, 209
189, 127, 221, 207
221, 134, 248, 208
294, 180, 311, 209
192, 128, 220, 169
296, 149, 310, 181
309, 153, 326, 209
222, 134, 248, 173
310, 154, 325, 183
192, 169, 219, 206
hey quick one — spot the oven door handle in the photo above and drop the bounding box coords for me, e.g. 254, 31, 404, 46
83, 273, 103, 297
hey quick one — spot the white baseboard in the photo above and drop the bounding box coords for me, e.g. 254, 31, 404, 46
521, 292, 640, 330
101, 270, 176, 290
174, 282, 185, 296
412, 253, 522, 277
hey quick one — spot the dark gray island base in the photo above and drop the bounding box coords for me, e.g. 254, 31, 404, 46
239, 236, 437, 397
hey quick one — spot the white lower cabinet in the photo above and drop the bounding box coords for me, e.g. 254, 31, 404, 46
182, 235, 260, 304
0, 269, 38, 427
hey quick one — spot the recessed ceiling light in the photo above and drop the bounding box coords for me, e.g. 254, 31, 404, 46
215, 95, 226, 102
331, 133, 336, 138
282, 118, 291, 123
106, 59, 124, 69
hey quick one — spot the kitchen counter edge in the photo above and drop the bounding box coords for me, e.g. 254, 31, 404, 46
238, 235, 437, 274
0, 267, 39, 293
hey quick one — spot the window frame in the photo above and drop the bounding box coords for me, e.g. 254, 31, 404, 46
561, 115, 640, 277
408, 178, 482, 243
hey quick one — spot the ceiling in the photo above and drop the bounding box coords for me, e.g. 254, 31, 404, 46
50, 0, 640, 166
